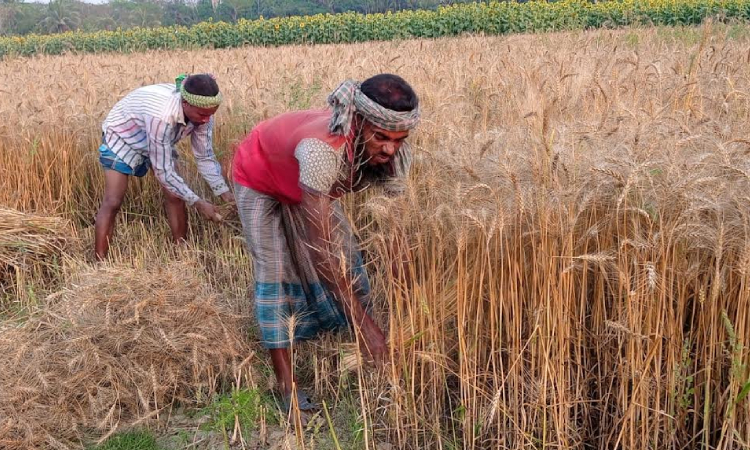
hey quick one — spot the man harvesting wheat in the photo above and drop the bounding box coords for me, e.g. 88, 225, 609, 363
94, 74, 234, 260
233, 73, 419, 423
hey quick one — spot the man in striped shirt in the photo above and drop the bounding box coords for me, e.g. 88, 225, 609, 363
94, 74, 234, 260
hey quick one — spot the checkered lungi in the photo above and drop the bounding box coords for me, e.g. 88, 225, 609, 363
235, 183, 371, 349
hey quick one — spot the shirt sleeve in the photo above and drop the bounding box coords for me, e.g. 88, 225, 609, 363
191, 117, 230, 197
294, 138, 342, 195
145, 116, 201, 206
380, 143, 412, 198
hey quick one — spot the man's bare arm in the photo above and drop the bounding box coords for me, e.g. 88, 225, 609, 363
299, 191, 387, 362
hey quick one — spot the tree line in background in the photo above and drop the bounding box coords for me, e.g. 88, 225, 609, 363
0, 0, 474, 35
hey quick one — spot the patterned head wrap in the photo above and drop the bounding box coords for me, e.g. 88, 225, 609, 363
327, 79, 420, 136
175, 73, 223, 109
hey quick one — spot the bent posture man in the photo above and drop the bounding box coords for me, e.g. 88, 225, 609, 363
94, 73, 234, 260
233, 74, 419, 419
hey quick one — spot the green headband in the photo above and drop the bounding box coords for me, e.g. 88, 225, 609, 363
175, 74, 223, 109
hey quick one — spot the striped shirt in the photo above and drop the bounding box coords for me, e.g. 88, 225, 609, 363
101, 83, 229, 205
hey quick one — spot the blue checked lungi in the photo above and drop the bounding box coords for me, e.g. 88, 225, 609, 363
235, 183, 371, 349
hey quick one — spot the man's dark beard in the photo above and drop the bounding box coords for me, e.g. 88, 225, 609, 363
351, 137, 392, 191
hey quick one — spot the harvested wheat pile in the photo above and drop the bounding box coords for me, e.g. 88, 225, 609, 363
0, 207, 70, 268
0, 261, 252, 450
0, 207, 72, 296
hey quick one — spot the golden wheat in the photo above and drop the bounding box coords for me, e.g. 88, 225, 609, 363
0, 24, 749, 449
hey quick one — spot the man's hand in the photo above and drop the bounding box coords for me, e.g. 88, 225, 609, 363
358, 316, 388, 365
220, 191, 235, 204
194, 199, 222, 222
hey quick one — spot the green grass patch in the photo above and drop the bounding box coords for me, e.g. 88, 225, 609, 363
200, 387, 272, 444
90, 430, 160, 450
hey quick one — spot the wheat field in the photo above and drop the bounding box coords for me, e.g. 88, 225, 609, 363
1, 23, 749, 449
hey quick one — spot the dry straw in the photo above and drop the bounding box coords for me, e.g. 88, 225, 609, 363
0, 261, 250, 449
0, 208, 73, 309
0, 207, 70, 273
